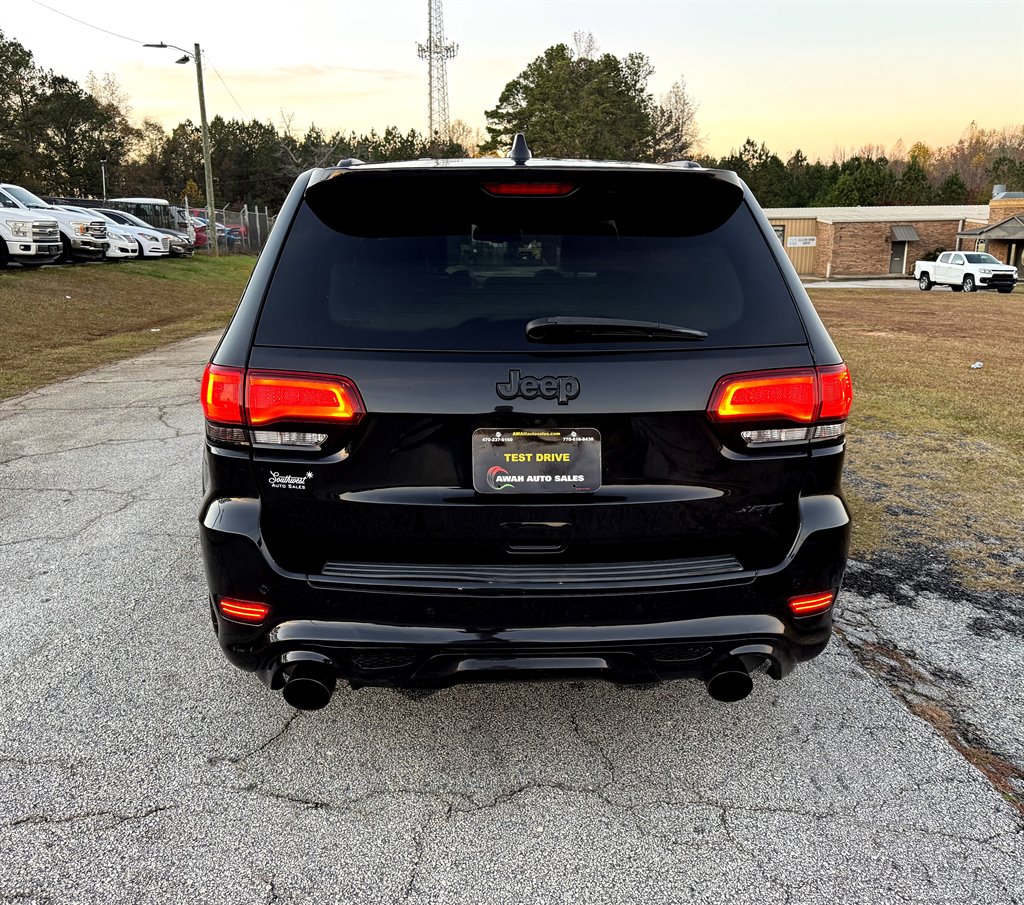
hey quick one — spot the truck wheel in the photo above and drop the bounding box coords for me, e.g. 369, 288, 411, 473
998, 287, 1013, 294
963, 275, 976, 292
950, 284, 963, 292
918, 273, 932, 291
56, 235, 73, 264
0, 243, 8, 269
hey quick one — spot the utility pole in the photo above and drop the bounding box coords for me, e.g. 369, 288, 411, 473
193, 44, 218, 257
143, 40, 218, 256
416, 0, 458, 152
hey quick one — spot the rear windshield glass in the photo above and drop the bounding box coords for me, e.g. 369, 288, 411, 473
256, 173, 806, 352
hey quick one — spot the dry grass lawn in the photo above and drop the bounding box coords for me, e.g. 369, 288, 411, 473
809, 286, 1024, 590
0, 256, 254, 400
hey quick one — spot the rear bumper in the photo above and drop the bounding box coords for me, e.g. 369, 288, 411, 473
252, 619, 826, 691
199, 492, 849, 689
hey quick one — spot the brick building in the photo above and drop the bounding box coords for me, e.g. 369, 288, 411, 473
764, 205, 988, 277
957, 192, 1024, 267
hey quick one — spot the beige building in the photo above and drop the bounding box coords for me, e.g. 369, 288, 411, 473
764, 205, 988, 278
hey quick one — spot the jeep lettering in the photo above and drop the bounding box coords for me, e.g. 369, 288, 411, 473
496, 369, 581, 404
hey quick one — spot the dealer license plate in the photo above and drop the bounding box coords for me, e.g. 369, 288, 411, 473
471, 428, 601, 494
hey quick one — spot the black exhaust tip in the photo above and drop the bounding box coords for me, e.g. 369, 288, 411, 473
704, 659, 753, 702
281, 661, 336, 711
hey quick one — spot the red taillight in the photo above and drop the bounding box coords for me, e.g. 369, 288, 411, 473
246, 371, 364, 426
818, 364, 853, 420
707, 364, 853, 424
708, 369, 817, 422
788, 591, 835, 616
482, 182, 576, 197
217, 597, 271, 624
201, 363, 244, 424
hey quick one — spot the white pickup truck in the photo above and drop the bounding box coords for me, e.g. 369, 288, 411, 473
0, 204, 62, 268
0, 183, 108, 263
914, 251, 1018, 293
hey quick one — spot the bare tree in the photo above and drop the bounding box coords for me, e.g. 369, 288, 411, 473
85, 71, 132, 118
448, 118, 484, 157
572, 30, 598, 60
650, 75, 701, 162
278, 110, 347, 170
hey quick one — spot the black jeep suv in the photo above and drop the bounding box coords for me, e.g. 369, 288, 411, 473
199, 136, 852, 710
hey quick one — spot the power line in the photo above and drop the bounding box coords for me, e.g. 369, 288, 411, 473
29, 0, 144, 45
208, 61, 247, 119
29, 2, 249, 123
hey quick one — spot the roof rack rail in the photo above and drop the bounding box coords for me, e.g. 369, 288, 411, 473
666, 160, 702, 169
336, 158, 365, 168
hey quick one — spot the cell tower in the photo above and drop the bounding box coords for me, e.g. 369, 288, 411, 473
416, 0, 458, 143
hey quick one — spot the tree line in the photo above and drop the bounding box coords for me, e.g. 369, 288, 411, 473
2, 28, 1022, 212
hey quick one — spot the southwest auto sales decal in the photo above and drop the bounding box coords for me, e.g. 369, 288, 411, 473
268, 470, 313, 490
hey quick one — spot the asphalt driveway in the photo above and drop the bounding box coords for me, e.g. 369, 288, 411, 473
1, 334, 1021, 904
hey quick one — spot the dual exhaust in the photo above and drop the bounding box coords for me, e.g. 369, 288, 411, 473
704, 657, 755, 702
278, 656, 336, 711
275, 651, 761, 710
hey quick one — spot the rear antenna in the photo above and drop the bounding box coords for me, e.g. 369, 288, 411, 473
508, 133, 532, 165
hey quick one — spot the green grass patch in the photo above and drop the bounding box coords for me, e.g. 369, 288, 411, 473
0, 256, 254, 399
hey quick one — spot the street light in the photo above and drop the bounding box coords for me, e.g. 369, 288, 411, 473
143, 41, 218, 257
100, 156, 108, 202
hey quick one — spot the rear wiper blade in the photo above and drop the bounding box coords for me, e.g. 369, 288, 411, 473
526, 316, 708, 343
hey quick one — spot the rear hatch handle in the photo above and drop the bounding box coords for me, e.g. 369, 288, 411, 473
501, 521, 574, 554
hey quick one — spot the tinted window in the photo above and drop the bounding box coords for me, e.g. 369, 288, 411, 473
964, 253, 999, 264
100, 210, 132, 225
257, 177, 806, 352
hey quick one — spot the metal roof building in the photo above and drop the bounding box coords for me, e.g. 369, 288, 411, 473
763, 205, 993, 278
764, 205, 989, 223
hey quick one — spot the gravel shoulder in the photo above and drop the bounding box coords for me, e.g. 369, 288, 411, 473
0, 335, 1022, 904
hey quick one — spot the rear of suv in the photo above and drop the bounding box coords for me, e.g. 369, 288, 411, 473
199, 137, 852, 711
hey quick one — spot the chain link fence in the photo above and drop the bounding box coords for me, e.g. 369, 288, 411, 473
185, 199, 277, 255
217, 205, 277, 254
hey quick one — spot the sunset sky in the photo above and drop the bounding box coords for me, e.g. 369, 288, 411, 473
7, 0, 1024, 160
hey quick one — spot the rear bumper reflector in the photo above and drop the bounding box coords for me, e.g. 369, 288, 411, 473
217, 597, 271, 624
787, 591, 835, 616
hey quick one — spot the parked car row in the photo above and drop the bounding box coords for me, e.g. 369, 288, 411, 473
188, 209, 248, 250
0, 183, 195, 269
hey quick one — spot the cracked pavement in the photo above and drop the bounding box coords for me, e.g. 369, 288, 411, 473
1, 334, 1022, 904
